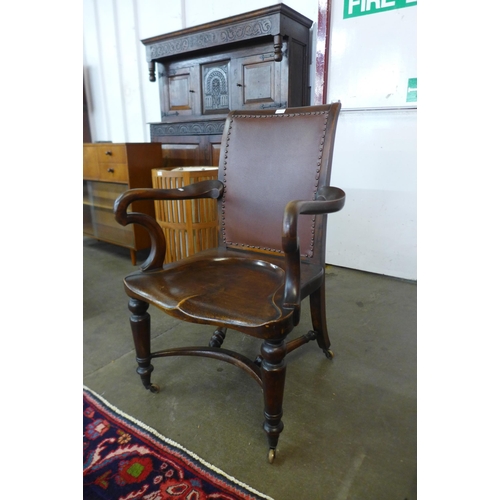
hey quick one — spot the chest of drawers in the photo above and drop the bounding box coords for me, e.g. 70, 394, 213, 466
83, 143, 164, 265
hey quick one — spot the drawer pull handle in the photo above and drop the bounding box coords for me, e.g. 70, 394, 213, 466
105, 151, 112, 156
107, 168, 114, 173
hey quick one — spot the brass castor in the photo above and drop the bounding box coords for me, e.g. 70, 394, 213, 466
324, 349, 334, 360
148, 383, 160, 393
268, 448, 276, 464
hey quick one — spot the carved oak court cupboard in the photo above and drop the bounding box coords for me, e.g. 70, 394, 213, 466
141, 3, 313, 167
83, 143, 163, 265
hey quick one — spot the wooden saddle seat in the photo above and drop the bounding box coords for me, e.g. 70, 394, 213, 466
124, 247, 325, 337
114, 103, 345, 463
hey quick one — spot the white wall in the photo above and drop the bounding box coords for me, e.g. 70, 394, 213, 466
325, 1, 417, 280
83, 0, 183, 143
327, 109, 416, 279
83, 0, 417, 280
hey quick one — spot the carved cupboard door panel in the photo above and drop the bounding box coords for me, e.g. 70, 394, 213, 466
201, 60, 230, 115
231, 45, 287, 110
159, 60, 201, 120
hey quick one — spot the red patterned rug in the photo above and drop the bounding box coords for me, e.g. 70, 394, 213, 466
83, 387, 273, 500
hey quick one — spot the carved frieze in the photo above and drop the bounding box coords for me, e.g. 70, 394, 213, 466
142, 5, 312, 82
150, 121, 226, 137
148, 18, 276, 60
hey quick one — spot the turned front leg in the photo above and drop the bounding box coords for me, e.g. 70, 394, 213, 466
128, 298, 158, 393
260, 339, 287, 463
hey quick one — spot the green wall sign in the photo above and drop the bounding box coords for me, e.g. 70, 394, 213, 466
406, 78, 417, 103
344, 0, 416, 19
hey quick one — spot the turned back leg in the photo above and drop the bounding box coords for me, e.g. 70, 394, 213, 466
310, 282, 334, 359
209, 327, 227, 347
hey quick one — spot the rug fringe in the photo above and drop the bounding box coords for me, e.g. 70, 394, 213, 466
83, 385, 274, 500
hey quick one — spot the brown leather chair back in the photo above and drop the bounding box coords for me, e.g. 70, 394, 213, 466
218, 104, 341, 262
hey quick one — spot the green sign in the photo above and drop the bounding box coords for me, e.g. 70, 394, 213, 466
406, 78, 417, 102
344, 0, 416, 19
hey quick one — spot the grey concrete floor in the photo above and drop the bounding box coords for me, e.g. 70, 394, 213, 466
83, 237, 417, 500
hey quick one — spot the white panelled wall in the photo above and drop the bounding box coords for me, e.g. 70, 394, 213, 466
83, 0, 417, 280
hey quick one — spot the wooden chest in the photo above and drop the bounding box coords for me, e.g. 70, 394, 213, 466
83, 143, 163, 265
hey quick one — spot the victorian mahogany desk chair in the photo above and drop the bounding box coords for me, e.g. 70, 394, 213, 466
114, 103, 346, 463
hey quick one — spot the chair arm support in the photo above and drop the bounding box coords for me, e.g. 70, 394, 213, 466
114, 179, 224, 271
282, 186, 346, 321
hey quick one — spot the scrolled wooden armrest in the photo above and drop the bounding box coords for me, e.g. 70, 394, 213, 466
282, 186, 346, 322
282, 186, 346, 247
114, 179, 224, 271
